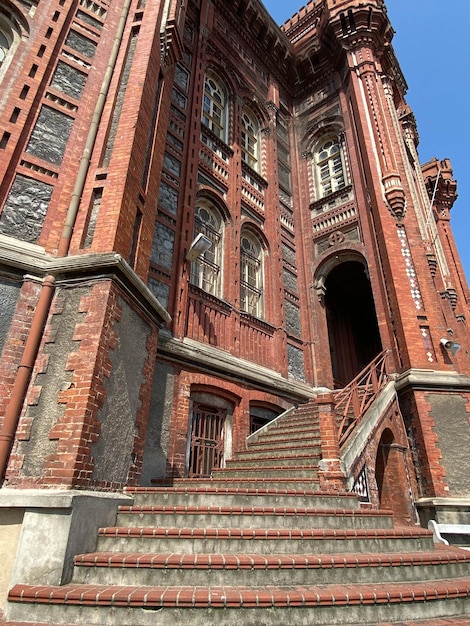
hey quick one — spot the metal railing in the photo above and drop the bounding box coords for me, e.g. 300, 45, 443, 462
335, 349, 390, 448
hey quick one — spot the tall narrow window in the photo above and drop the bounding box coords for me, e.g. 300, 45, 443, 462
241, 108, 259, 171
240, 231, 263, 317
202, 74, 227, 141
190, 203, 223, 297
316, 136, 346, 197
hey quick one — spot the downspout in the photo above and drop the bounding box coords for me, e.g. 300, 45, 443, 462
0, 0, 133, 482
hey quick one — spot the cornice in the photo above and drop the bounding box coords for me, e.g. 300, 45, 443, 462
158, 330, 328, 401
394, 368, 470, 393
211, 0, 295, 84
0, 235, 171, 326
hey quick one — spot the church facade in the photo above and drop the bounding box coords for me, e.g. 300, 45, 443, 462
1, 0, 470, 617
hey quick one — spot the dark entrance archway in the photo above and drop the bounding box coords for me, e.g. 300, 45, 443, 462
325, 260, 382, 388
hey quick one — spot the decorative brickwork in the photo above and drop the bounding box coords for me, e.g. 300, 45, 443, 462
0, 0, 469, 515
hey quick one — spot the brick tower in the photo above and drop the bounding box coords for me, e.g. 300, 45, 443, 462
1, 0, 470, 621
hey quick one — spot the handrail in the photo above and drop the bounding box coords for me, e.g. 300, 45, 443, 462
335, 349, 390, 448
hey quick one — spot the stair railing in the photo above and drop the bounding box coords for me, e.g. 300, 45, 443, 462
334, 349, 390, 448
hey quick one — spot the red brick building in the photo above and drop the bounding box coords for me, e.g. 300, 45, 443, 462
1, 0, 470, 618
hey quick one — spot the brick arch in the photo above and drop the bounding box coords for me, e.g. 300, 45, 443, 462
314, 252, 382, 387
190, 382, 242, 407
303, 116, 344, 153
240, 220, 269, 251
313, 245, 368, 304
374, 425, 415, 524
195, 188, 232, 225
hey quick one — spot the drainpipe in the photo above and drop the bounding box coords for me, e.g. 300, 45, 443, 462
0, 0, 133, 482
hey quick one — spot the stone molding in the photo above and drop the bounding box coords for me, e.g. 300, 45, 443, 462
158, 330, 328, 401
0, 235, 171, 326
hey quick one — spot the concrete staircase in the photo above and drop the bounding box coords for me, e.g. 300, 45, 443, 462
4, 402, 470, 625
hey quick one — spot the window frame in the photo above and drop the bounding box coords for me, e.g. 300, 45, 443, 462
241, 107, 259, 172
240, 230, 264, 318
315, 136, 347, 198
0, 9, 24, 81
190, 202, 223, 298
202, 74, 228, 142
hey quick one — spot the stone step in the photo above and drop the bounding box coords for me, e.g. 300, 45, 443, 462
247, 434, 321, 448
72, 548, 470, 588
8, 579, 470, 626
126, 485, 361, 509
95, 526, 435, 555
5, 616, 470, 626
212, 464, 320, 479
249, 419, 320, 434
223, 452, 321, 467
115, 504, 394, 530
236, 444, 321, 459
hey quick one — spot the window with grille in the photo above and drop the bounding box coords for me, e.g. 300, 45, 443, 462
240, 232, 263, 317
190, 203, 222, 297
316, 137, 346, 197
202, 75, 227, 141
188, 403, 226, 478
241, 108, 259, 171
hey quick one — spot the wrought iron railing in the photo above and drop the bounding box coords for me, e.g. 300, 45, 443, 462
335, 349, 390, 448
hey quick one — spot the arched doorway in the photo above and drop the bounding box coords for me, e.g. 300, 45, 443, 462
375, 428, 415, 524
324, 260, 382, 387
375, 428, 395, 510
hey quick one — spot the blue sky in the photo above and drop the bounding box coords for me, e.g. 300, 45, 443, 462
263, 0, 470, 282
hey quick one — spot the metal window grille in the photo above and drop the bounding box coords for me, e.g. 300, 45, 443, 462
188, 404, 226, 477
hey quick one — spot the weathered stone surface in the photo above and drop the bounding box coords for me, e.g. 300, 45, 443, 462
287, 344, 305, 381
285, 299, 301, 336
148, 278, 169, 309
283, 268, 298, 293
76, 9, 102, 29
65, 30, 96, 58
163, 152, 181, 177
91, 299, 151, 484
19, 289, 85, 476
151, 222, 175, 269
158, 180, 179, 214
0, 278, 21, 355
428, 393, 470, 496
140, 362, 174, 484
26, 105, 74, 165
51, 61, 87, 99
0, 174, 53, 242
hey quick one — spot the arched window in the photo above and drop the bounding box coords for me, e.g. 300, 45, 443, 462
240, 231, 263, 317
190, 202, 223, 297
0, 8, 24, 80
202, 74, 227, 141
241, 108, 259, 171
316, 136, 346, 197
0, 30, 9, 65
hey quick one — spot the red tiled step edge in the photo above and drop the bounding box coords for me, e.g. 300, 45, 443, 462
8, 579, 470, 608
98, 526, 432, 539
75, 548, 470, 570
118, 504, 392, 517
